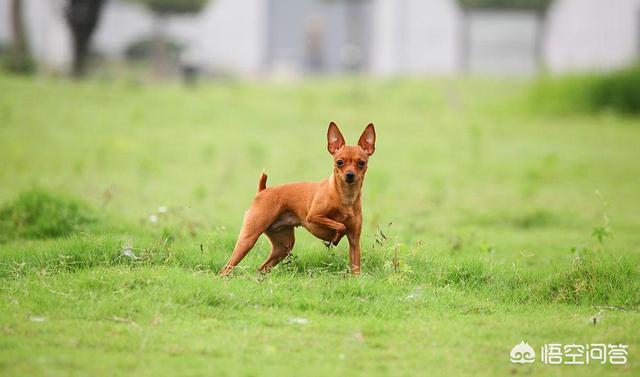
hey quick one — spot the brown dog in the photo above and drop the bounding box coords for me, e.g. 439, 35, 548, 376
219, 122, 376, 276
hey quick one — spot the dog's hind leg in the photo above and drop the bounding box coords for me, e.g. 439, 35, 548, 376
259, 226, 295, 272
220, 203, 278, 276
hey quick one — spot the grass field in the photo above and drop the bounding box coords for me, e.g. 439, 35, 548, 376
0, 73, 639, 376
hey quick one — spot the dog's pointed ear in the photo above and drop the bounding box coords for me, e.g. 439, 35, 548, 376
358, 123, 376, 155
327, 122, 345, 155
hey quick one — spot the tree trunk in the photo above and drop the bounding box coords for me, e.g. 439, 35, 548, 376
533, 10, 548, 73
65, 0, 105, 78
151, 14, 171, 78
7, 0, 33, 73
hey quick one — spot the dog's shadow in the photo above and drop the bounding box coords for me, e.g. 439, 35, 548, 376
273, 248, 350, 275
218, 243, 384, 278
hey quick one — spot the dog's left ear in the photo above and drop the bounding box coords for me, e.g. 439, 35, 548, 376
358, 123, 376, 155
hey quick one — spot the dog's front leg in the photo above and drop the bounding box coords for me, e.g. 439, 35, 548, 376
346, 220, 362, 275
306, 214, 346, 244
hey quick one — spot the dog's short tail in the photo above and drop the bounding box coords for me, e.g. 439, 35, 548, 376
258, 172, 267, 192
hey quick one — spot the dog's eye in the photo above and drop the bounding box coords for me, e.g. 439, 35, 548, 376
336, 159, 344, 167
357, 160, 366, 168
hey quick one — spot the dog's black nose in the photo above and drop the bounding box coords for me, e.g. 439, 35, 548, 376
345, 172, 355, 182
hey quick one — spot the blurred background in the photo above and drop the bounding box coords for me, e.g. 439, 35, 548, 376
1, 0, 639, 80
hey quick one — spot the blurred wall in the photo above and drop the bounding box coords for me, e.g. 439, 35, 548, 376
0, 0, 639, 76
370, 0, 461, 75
194, 0, 265, 76
545, 0, 640, 72
466, 10, 540, 75
265, 0, 373, 76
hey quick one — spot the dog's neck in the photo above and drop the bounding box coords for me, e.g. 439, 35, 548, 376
330, 174, 362, 206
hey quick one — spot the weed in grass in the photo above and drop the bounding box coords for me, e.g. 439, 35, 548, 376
467, 123, 484, 165
0, 188, 97, 242
512, 208, 560, 229
541, 254, 639, 306
478, 241, 496, 254
522, 153, 557, 199
448, 234, 464, 253
591, 190, 613, 251
383, 242, 415, 282
440, 261, 492, 289
372, 222, 392, 251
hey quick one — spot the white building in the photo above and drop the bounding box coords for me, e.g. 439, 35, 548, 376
545, 0, 640, 72
0, 0, 639, 76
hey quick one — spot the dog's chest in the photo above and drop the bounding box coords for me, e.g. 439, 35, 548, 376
328, 207, 355, 222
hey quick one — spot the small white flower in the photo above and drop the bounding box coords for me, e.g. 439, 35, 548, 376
29, 316, 46, 322
149, 214, 158, 223
157, 206, 167, 213
288, 317, 310, 325
122, 245, 138, 260
406, 287, 422, 300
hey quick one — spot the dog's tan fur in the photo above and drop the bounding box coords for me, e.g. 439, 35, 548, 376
219, 122, 376, 276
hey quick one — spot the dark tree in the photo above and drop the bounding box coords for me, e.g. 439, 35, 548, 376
65, 0, 105, 78
5, 0, 34, 73
127, 0, 207, 15
126, 0, 207, 76
458, 0, 552, 11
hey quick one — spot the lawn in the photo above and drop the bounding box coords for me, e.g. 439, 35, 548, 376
0, 73, 639, 376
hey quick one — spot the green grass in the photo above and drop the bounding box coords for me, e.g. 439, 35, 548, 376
0, 73, 639, 376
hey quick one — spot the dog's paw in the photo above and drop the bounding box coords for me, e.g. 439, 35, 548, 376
331, 232, 343, 245
219, 265, 234, 277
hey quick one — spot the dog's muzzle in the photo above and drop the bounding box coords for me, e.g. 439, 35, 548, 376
345, 172, 356, 183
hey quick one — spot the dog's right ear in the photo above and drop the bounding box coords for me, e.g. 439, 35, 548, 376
327, 122, 345, 155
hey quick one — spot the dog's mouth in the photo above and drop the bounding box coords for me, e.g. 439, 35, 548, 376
344, 177, 356, 184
